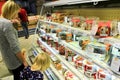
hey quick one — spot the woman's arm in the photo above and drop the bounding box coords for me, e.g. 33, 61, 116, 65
4, 21, 28, 67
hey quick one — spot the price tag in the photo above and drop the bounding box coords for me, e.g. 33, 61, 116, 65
68, 28, 72, 32
54, 38, 58, 42
73, 30, 78, 34
118, 22, 120, 34
87, 46, 94, 53
63, 27, 67, 31
61, 26, 65, 30
91, 25, 98, 36
110, 56, 120, 73
98, 38, 106, 43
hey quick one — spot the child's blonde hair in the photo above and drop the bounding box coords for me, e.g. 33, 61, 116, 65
33, 53, 50, 71
1, 0, 20, 19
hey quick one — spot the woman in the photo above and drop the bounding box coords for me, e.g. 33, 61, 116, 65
0, 0, 28, 80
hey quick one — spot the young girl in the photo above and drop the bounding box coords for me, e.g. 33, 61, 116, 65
20, 52, 51, 80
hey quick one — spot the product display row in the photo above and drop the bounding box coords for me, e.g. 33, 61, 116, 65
31, 18, 120, 80
31, 1, 120, 79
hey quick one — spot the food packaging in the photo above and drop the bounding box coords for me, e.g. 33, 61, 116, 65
95, 21, 112, 38
64, 70, 79, 80
51, 28, 62, 37
83, 60, 97, 78
59, 32, 73, 42
71, 17, 81, 27
74, 55, 84, 69
85, 42, 108, 61
78, 36, 91, 50
96, 69, 112, 80
65, 48, 75, 62
59, 44, 65, 55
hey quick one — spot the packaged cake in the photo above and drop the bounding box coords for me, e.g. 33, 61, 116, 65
95, 21, 112, 38
78, 36, 91, 50
59, 32, 73, 42
51, 28, 62, 37
65, 48, 75, 62
73, 55, 84, 69
85, 42, 108, 61
83, 60, 97, 78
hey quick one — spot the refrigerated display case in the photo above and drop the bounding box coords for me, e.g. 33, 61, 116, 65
31, 0, 120, 80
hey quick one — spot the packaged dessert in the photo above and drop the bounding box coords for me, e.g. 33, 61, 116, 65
78, 36, 91, 50
85, 19, 93, 30
47, 37, 54, 47
40, 34, 47, 42
51, 28, 62, 37
51, 12, 66, 23
96, 69, 112, 80
80, 17, 99, 30
65, 48, 75, 62
54, 60, 62, 70
64, 70, 79, 80
85, 42, 108, 61
83, 60, 97, 78
59, 32, 73, 42
64, 14, 74, 26
71, 16, 81, 27
53, 39, 59, 50
51, 56, 62, 70
46, 35, 51, 45
73, 55, 84, 69
95, 21, 112, 38
59, 44, 65, 55
45, 25, 54, 33
74, 33, 82, 41
108, 43, 120, 75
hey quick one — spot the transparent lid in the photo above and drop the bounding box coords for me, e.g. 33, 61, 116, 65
111, 47, 120, 56
86, 42, 106, 55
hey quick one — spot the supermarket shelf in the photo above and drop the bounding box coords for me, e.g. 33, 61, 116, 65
39, 20, 91, 36
38, 38, 89, 80
48, 33, 120, 79
36, 20, 120, 79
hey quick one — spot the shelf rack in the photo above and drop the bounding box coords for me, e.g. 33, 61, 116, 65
34, 0, 120, 79
37, 20, 120, 79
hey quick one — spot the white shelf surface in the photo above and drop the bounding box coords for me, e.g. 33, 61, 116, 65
43, 0, 107, 7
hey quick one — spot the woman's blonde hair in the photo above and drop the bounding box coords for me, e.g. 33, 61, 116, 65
33, 53, 50, 71
1, 0, 20, 19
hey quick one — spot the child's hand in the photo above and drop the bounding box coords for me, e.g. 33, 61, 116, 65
22, 49, 29, 67
22, 48, 26, 58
